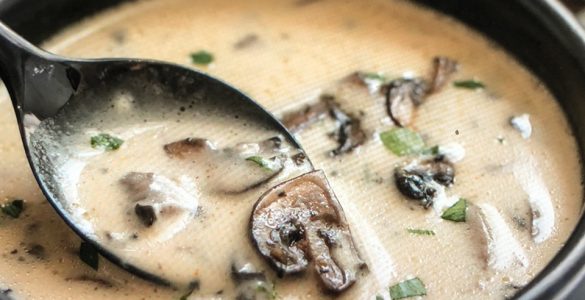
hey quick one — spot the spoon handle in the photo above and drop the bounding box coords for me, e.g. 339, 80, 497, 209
0, 22, 43, 101
0, 22, 78, 120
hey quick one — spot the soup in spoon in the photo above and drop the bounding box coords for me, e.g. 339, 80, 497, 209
0, 0, 582, 299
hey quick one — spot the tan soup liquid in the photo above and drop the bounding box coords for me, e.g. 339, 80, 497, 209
0, 0, 582, 299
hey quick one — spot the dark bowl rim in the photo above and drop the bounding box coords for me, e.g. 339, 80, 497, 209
510, 1, 585, 299
1, 0, 585, 299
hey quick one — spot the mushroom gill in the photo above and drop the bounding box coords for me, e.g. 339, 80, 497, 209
250, 170, 365, 293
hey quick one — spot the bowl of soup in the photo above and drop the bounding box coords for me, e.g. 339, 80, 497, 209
0, 0, 585, 299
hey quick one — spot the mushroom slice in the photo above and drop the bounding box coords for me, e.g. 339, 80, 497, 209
120, 172, 199, 241
329, 105, 367, 156
385, 78, 429, 127
163, 136, 287, 193
281, 95, 335, 133
163, 138, 215, 158
394, 158, 455, 208
468, 203, 528, 271
344, 71, 386, 94
513, 158, 555, 243
429, 56, 459, 93
250, 170, 364, 292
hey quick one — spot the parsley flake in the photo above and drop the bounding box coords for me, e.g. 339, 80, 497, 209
389, 277, 427, 299
441, 198, 467, 222
406, 228, 435, 236
1, 199, 24, 218
246, 156, 279, 171
256, 281, 278, 300
453, 79, 485, 90
190, 50, 214, 65
359, 72, 386, 82
380, 128, 425, 156
91, 133, 124, 151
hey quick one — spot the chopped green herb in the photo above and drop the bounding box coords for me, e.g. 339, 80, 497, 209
389, 277, 427, 299
190, 50, 214, 65
246, 156, 276, 171
441, 198, 467, 222
360, 72, 386, 82
422, 145, 439, 156
453, 79, 485, 90
79, 242, 99, 271
256, 281, 278, 300
91, 133, 124, 151
380, 128, 425, 156
1, 199, 24, 218
376, 295, 384, 300
406, 228, 435, 236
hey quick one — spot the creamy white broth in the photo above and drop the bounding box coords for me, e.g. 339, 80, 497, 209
0, 0, 583, 299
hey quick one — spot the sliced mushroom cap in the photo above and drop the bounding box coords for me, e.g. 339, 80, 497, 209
164, 136, 290, 193
418, 158, 455, 186
429, 56, 458, 93
329, 105, 367, 156
119, 172, 199, 241
164, 138, 215, 158
468, 203, 528, 271
250, 170, 365, 292
385, 78, 429, 127
281, 95, 335, 133
394, 158, 455, 208
344, 71, 386, 94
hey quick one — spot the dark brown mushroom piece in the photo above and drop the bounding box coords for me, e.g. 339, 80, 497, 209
120, 172, 155, 199
234, 33, 259, 50
343, 71, 386, 93
134, 204, 157, 227
120, 172, 198, 229
329, 105, 367, 156
164, 136, 288, 193
385, 78, 429, 127
394, 158, 455, 208
163, 137, 214, 159
281, 94, 335, 133
429, 56, 459, 93
250, 170, 365, 293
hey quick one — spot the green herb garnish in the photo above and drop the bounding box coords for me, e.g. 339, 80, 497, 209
190, 50, 214, 65
246, 156, 276, 171
79, 242, 99, 271
256, 281, 278, 300
380, 128, 425, 156
441, 198, 467, 222
91, 133, 124, 151
1, 199, 24, 218
360, 72, 386, 82
376, 295, 384, 300
389, 277, 427, 299
422, 145, 439, 156
453, 79, 485, 90
406, 228, 435, 236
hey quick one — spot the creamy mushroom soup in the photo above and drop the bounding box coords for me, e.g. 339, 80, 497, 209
0, 0, 582, 299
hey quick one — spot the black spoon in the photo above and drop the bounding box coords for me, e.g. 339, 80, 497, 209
0, 22, 312, 286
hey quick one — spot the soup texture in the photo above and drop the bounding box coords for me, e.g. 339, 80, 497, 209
0, 0, 582, 299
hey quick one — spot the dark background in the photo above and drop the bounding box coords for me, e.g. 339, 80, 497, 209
561, 1, 585, 299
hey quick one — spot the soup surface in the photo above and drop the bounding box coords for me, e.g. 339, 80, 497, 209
0, 0, 583, 299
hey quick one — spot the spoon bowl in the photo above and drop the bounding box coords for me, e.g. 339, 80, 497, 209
0, 22, 309, 286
